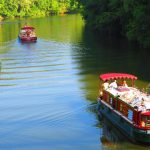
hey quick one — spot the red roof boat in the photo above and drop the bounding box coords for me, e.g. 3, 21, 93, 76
18, 26, 37, 42
100, 73, 138, 81
98, 73, 150, 144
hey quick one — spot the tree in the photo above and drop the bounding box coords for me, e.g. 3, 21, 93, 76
78, 0, 150, 48
0, 0, 79, 17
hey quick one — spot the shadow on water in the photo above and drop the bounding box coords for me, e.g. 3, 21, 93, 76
72, 25, 150, 102
87, 103, 150, 150
99, 117, 150, 150
79, 26, 150, 81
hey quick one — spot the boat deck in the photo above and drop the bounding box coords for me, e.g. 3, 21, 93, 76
105, 86, 150, 111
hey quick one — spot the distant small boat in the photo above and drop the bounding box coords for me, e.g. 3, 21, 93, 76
18, 26, 37, 42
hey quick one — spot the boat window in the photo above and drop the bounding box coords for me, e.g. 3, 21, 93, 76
103, 91, 108, 102
141, 115, 150, 127
128, 109, 133, 120
110, 97, 113, 105
106, 94, 109, 103
21, 30, 26, 33
120, 104, 123, 112
112, 98, 116, 109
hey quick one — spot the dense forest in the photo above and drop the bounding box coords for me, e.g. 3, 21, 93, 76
0, 0, 79, 18
78, 0, 150, 48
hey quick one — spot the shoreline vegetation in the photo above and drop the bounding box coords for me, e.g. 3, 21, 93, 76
78, 0, 150, 48
0, 0, 149, 48
0, 0, 80, 20
0, 15, 3, 21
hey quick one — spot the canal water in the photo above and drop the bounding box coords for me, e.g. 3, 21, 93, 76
0, 14, 150, 150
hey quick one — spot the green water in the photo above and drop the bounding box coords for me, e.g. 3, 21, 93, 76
0, 14, 150, 150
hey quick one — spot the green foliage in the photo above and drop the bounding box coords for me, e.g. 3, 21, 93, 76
0, 0, 79, 17
78, 0, 150, 48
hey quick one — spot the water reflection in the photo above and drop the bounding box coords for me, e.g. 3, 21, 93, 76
73, 26, 150, 102
0, 14, 150, 149
87, 103, 150, 150
74, 26, 150, 149
99, 116, 150, 150
100, 117, 127, 144
0, 14, 84, 44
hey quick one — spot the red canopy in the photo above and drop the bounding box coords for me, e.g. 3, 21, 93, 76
99, 73, 137, 81
141, 111, 150, 116
21, 26, 35, 30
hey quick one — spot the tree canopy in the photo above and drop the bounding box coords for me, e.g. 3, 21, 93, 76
78, 0, 150, 48
0, 0, 79, 17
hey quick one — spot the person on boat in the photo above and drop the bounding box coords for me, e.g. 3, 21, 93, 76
99, 80, 109, 97
30, 31, 35, 37
109, 80, 117, 89
138, 98, 146, 112
102, 80, 109, 90
26, 30, 31, 37
122, 80, 128, 87
131, 96, 140, 106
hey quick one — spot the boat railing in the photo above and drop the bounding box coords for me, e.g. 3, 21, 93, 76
101, 89, 148, 126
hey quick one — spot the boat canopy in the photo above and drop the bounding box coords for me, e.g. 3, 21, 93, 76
21, 26, 35, 30
99, 73, 137, 81
141, 111, 150, 115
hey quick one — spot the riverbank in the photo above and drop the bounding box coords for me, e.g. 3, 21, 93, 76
0, 15, 3, 21
0, 11, 79, 23
0, 0, 80, 21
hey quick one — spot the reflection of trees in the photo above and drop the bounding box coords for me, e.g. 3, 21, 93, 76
0, 14, 84, 43
72, 26, 150, 101
76, 26, 150, 79
37, 14, 84, 42
0, 20, 22, 42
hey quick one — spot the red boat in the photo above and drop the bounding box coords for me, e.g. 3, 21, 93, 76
18, 26, 37, 42
98, 73, 150, 143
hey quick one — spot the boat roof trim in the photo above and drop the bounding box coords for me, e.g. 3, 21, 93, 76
141, 111, 150, 115
21, 26, 35, 30
99, 73, 138, 81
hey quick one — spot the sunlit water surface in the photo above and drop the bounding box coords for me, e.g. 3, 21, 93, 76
0, 14, 150, 150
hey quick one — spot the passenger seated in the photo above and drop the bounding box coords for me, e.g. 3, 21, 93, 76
122, 80, 128, 87
102, 80, 109, 90
131, 96, 140, 106
26, 30, 31, 37
99, 89, 103, 97
138, 98, 146, 112
31, 31, 36, 37
138, 103, 146, 111
109, 80, 117, 89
